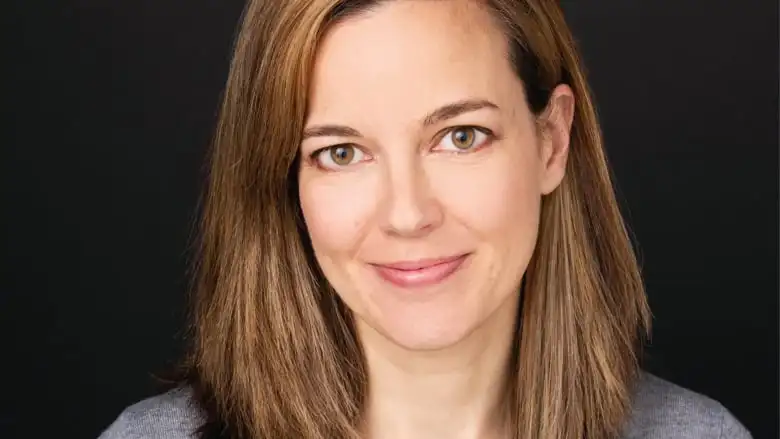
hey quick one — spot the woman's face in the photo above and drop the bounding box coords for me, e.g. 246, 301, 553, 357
299, 0, 572, 350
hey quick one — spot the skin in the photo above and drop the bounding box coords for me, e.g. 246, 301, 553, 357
298, 1, 574, 437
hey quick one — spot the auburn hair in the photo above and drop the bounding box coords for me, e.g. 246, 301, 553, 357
182, 1, 652, 438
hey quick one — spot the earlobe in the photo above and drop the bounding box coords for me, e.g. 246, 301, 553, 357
540, 84, 575, 195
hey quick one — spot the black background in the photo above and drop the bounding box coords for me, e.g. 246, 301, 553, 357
3, 1, 778, 438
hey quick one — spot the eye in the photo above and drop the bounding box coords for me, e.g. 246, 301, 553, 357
436, 126, 492, 152
313, 144, 366, 170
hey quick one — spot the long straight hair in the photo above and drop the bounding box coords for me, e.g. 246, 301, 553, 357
184, 1, 652, 438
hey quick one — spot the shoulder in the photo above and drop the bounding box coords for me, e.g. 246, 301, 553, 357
97, 387, 204, 439
623, 372, 752, 439
97, 374, 753, 439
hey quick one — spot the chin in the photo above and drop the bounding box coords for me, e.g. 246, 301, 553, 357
365, 307, 481, 352
356, 286, 521, 354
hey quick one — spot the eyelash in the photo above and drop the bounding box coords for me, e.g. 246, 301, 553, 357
307, 125, 496, 171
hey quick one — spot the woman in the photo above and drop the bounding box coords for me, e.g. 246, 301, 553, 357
100, 0, 752, 438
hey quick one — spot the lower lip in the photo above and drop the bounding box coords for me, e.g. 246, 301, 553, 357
371, 255, 470, 288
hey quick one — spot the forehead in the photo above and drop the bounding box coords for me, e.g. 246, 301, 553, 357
306, 0, 524, 125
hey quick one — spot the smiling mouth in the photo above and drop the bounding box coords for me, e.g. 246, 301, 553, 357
369, 254, 471, 288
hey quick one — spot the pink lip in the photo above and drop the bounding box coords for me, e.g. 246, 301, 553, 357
370, 254, 470, 288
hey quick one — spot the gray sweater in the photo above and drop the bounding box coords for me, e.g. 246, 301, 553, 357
98, 373, 752, 439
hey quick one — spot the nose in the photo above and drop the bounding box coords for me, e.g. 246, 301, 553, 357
379, 158, 443, 238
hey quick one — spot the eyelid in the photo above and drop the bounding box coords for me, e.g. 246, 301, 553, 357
308, 142, 364, 160
434, 125, 492, 140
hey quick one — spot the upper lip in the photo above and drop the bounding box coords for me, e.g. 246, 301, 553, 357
371, 254, 469, 271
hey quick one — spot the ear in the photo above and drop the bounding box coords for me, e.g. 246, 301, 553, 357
538, 84, 575, 195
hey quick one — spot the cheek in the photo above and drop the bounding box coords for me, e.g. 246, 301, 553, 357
433, 147, 542, 244
298, 173, 377, 257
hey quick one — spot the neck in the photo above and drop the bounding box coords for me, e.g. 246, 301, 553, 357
359, 296, 518, 439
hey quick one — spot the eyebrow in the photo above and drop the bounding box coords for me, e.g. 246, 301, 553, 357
302, 98, 499, 140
